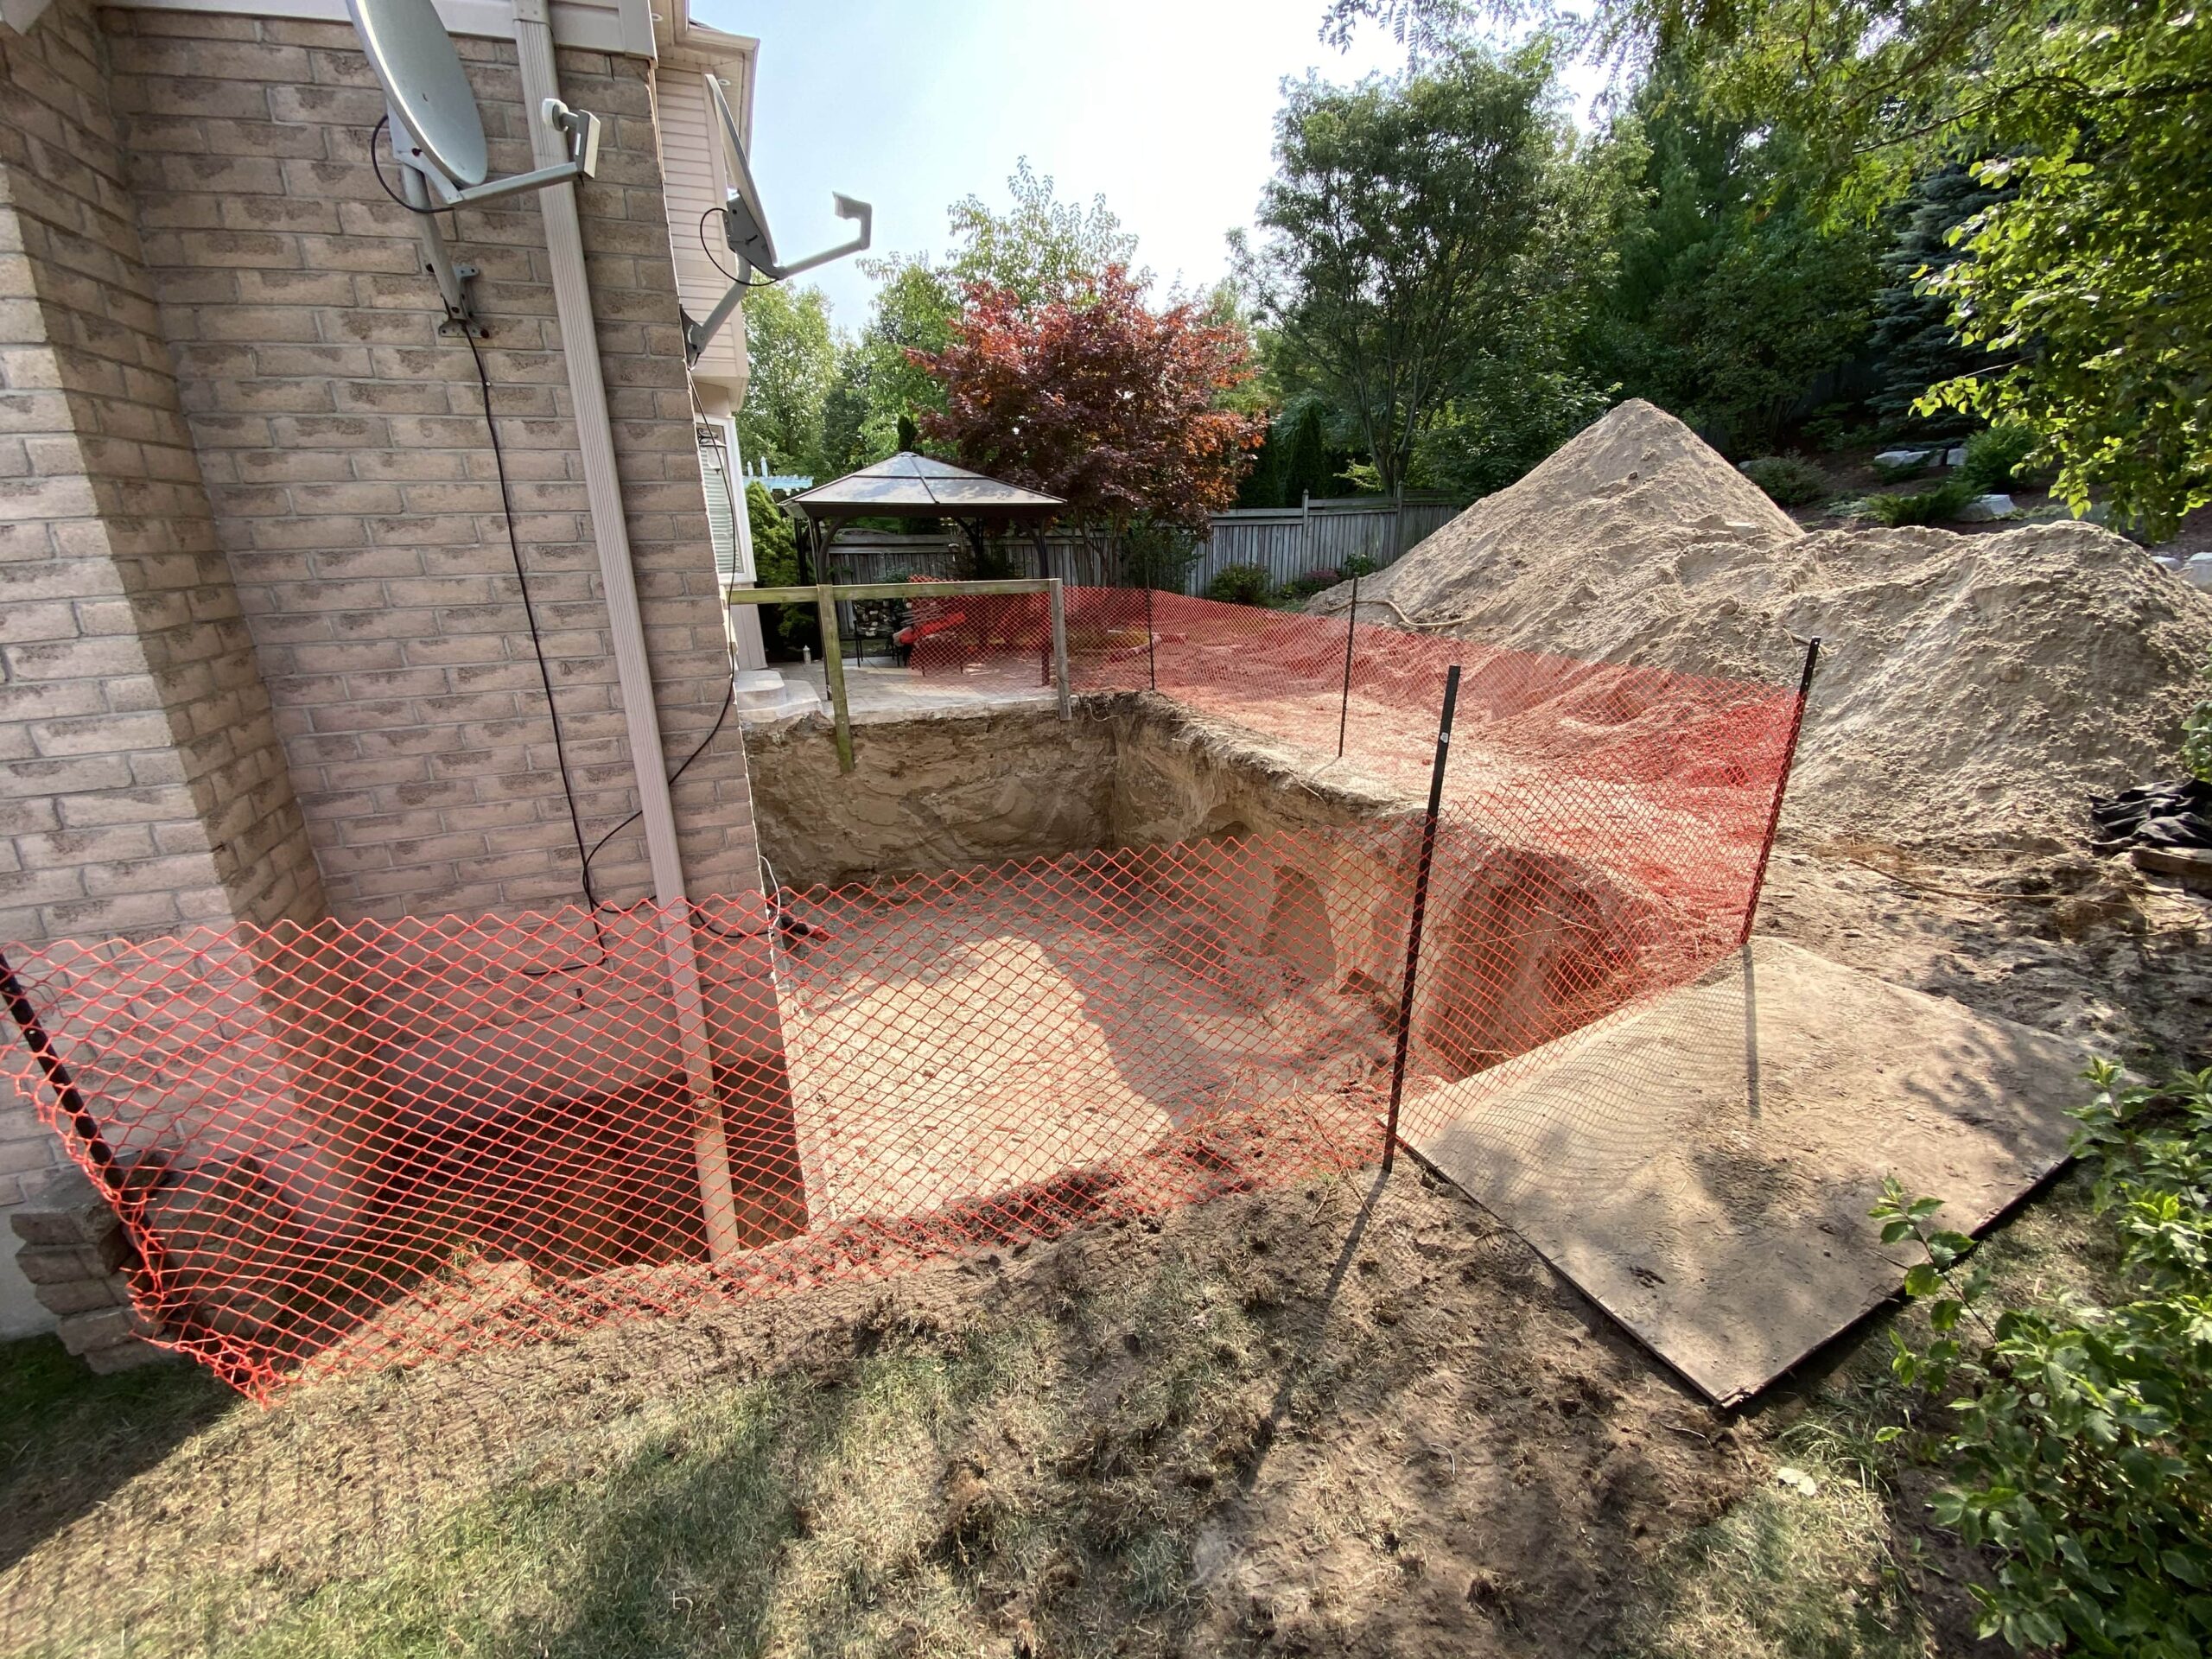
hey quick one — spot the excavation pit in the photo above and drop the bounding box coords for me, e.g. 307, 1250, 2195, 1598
744, 695, 1740, 1230
8, 601, 1811, 1395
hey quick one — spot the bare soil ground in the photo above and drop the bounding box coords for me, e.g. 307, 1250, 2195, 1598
1, 1166, 1761, 1658
9, 390, 2209, 1650
0, 831, 2192, 1656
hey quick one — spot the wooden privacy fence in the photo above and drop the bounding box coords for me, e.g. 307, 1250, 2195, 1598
1190, 494, 1463, 593
805, 493, 1465, 595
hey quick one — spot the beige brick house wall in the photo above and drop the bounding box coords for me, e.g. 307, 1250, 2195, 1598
109, 9, 758, 921
0, 0, 330, 1331
0, 0, 766, 1333
0, 0, 322, 946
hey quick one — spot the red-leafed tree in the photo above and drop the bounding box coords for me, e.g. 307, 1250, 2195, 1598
910, 264, 1265, 564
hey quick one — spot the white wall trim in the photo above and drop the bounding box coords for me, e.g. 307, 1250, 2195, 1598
0, 0, 59, 36
111, 0, 655, 57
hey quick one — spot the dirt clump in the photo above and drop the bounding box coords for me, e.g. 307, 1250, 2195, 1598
0, 1171, 1759, 1658
1315, 398, 2212, 855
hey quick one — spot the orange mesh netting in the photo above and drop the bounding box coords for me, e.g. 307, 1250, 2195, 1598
1, 589, 1807, 1400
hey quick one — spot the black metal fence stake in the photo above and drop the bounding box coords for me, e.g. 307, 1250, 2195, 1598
1, 950, 118, 1179
1382, 663, 1460, 1173
1738, 636, 1821, 948
1145, 584, 1156, 692
1337, 574, 1358, 759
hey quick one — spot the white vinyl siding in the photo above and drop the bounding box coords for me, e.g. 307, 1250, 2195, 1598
658, 70, 747, 392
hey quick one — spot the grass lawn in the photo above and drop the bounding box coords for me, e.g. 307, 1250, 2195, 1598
0, 1156, 2109, 1659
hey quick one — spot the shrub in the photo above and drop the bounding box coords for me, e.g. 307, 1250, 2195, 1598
2184, 655, 2212, 784
1122, 518, 1205, 593
1205, 563, 1274, 607
1281, 566, 1342, 601
746, 482, 817, 657
1339, 553, 1379, 581
1863, 479, 1976, 525
1878, 1063, 2212, 1654
1738, 455, 1832, 507
1958, 424, 2040, 494
1802, 407, 1881, 452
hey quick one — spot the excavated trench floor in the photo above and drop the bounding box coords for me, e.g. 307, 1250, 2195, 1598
739, 696, 2091, 1405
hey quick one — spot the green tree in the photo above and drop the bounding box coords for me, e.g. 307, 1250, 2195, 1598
1327, 0, 2212, 534
738, 283, 838, 478
1414, 117, 1643, 490
1916, 3, 2212, 533
944, 157, 1141, 305
1587, 55, 1880, 452
1239, 397, 1349, 509
1866, 164, 2010, 438
1237, 47, 1609, 493
818, 255, 959, 473
817, 161, 1144, 476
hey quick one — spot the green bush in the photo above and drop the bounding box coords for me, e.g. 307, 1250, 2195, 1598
1339, 553, 1379, 581
746, 482, 817, 657
1204, 563, 1274, 607
1281, 566, 1343, 601
1738, 455, 1832, 506
1863, 479, 1976, 525
1958, 424, 2040, 494
1878, 1063, 2212, 1655
2183, 655, 2211, 784
1802, 406, 1881, 453
1122, 518, 1205, 593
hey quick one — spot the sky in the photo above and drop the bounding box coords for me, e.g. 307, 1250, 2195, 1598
690, 0, 1586, 327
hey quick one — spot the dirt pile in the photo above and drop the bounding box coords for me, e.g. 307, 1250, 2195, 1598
1315, 399, 2212, 851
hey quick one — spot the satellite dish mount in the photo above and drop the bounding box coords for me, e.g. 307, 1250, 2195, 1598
684, 74, 872, 364
346, 0, 604, 334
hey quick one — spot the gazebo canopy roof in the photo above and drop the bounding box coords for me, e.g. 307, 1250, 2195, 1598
782, 452, 1064, 523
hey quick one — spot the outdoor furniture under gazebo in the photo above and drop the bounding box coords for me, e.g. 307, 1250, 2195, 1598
783, 451, 1066, 588
732, 454, 1075, 773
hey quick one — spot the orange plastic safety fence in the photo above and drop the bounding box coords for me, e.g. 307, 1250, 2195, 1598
0, 590, 1803, 1400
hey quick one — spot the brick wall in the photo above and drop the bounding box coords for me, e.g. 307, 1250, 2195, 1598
0, 0, 329, 1331
107, 10, 760, 922
0, 0, 766, 1333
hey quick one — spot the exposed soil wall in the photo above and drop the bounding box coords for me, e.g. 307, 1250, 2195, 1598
743, 693, 1420, 895
744, 708, 1122, 890
745, 696, 1687, 1092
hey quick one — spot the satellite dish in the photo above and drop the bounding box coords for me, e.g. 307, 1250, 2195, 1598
344, 0, 604, 331
685, 75, 872, 364
348, 0, 487, 188
710, 75, 779, 276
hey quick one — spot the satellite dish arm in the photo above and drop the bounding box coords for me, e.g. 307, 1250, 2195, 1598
425, 99, 602, 208
685, 75, 872, 363
772, 194, 873, 278
684, 194, 868, 365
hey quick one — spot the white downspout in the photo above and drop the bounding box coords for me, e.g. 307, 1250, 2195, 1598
724, 423, 769, 671
511, 0, 743, 1265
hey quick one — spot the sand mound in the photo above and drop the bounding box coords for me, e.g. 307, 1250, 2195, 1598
1313, 400, 2212, 851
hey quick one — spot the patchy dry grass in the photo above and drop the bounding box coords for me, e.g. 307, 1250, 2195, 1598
188, 1258, 1281, 1659
0, 1159, 2123, 1659
0, 1171, 1759, 1658
1617, 1450, 1931, 1659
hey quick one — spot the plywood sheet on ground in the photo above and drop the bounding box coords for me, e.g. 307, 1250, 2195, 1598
1408, 938, 2086, 1405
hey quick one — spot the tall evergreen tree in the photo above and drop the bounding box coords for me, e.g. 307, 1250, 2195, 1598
1867, 165, 2010, 437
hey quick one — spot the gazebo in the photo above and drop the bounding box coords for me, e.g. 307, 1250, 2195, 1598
782, 451, 1065, 582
